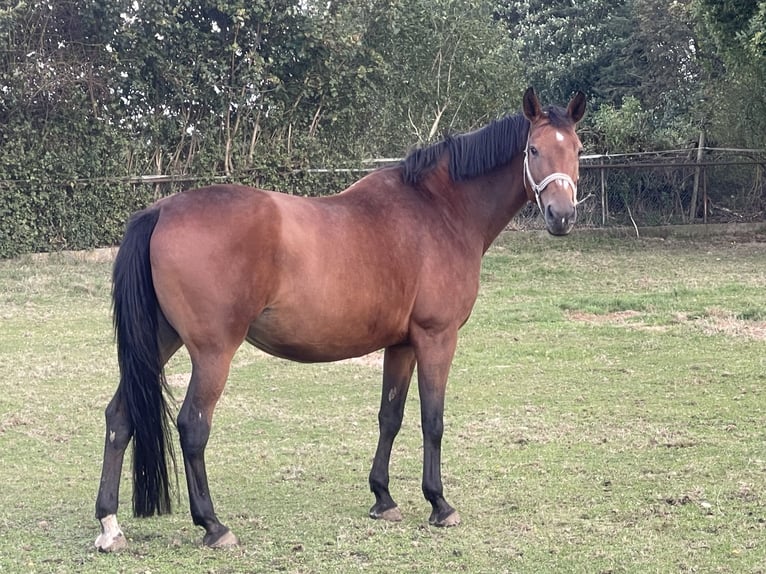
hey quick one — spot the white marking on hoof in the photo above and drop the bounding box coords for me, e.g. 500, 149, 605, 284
440, 511, 461, 527
95, 514, 127, 552
379, 506, 403, 522
208, 530, 239, 548
370, 505, 403, 522
430, 510, 461, 527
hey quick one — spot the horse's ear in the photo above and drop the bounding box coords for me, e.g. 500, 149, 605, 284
523, 87, 543, 122
567, 91, 586, 124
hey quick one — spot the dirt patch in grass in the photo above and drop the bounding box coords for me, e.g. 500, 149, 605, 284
564, 309, 669, 333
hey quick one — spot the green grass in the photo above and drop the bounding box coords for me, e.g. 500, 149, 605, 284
1, 233, 765, 573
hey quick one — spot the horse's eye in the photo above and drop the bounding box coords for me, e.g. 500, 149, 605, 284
529, 146, 538, 156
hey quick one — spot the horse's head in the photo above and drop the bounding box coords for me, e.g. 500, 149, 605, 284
522, 87, 586, 236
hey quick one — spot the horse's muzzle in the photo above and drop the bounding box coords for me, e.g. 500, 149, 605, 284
544, 203, 577, 236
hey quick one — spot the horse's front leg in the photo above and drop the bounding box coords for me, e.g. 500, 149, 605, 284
94, 391, 132, 552
369, 344, 416, 521
413, 328, 461, 527
177, 355, 239, 548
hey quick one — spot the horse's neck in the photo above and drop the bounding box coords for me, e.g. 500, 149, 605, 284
412, 154, 529, 253
459, 155, 529, 252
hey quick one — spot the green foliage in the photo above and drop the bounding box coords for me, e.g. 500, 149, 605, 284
356, 0, 524, 155
628, 0, 701, 126
590, 97, 652, 153
496, 0, 708, 157
747, 1, 766, 56
1, 0, 765, 256
589, 96, 696, 153
696, 0, 763, 58
496, 0, 635, 104
694, 0, 766, 147
0, 0, 141, 257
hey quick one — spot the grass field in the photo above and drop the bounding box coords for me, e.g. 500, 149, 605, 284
1, 230, 765, 573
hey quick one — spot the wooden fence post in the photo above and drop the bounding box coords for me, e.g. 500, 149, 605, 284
600, 167, 607, 225
689, 129, 705, 222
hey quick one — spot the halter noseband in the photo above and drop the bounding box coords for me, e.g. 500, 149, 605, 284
523, 134, 589, 214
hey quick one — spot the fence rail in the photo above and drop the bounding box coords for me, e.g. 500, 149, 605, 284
118, 147, 764, 229
1, 148, 764, 256
574, 148, 765, 229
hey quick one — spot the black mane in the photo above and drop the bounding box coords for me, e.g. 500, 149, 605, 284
401, 106, 571, 185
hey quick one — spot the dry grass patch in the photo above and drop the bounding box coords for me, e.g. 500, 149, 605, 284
566, 308, 766, 341
691, 309, 766, 341
565, 309, 643, 325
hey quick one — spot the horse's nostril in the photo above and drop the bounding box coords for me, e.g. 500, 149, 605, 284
543, 202, 577, 236
545, 204, 566, 224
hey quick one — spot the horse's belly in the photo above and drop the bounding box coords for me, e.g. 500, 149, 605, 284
246, 306, 406, 363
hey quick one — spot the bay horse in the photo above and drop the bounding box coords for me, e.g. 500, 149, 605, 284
95, 87, 586, 551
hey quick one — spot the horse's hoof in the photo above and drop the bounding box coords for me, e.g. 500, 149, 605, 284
204, 528, 239, 549
95, 515, 128, 553
370, 505, 403, 522
94, 531, 128, 553
429, 510, 461, 528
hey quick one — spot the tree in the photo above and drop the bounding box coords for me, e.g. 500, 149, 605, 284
315, 0, 525, 158
696, 0, 765, 59
629, 0, 701, 129
694, 0, 766, 147
496, 0, 705, 150
93, 0, 392, 172
495, 0, 635, 105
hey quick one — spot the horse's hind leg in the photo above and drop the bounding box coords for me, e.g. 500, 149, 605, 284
369, 344, 416, 522
177, 348, 239, 548
94, 389, 132, 552
95, 317, 181, 552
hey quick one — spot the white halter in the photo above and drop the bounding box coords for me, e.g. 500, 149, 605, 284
523, 135, 590, 214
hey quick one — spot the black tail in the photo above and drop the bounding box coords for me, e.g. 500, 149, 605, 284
112, 207, 176, 517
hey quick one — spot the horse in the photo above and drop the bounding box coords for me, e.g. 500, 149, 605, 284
94, 87, 586, 551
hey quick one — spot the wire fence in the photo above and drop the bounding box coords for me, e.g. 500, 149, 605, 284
2, 147, 764, 256
336, 148, 766, 231
545, 148, 764, 230
5, 148, 764, 230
